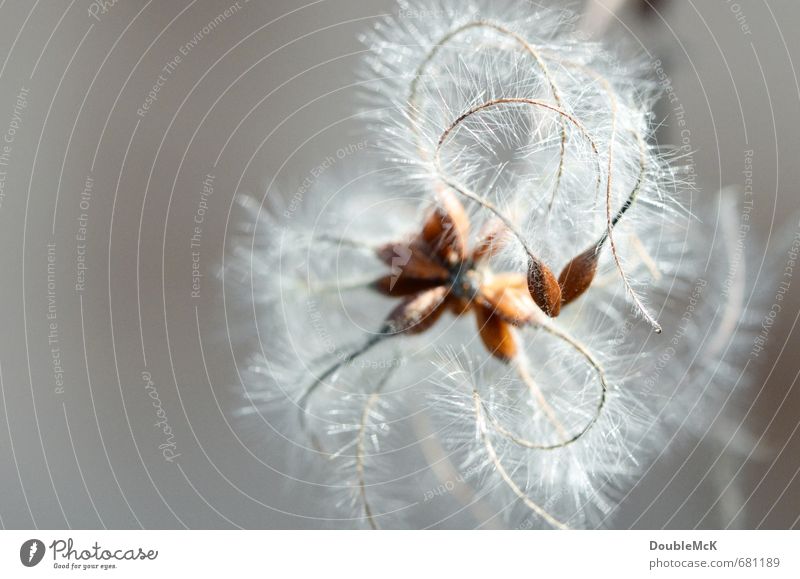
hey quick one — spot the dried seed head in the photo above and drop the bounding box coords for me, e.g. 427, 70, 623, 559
228, 0, 762, 532
558, 245, 600, 306
527, 256, 562, 317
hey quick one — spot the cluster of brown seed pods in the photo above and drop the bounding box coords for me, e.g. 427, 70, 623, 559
371, 188, 603, 362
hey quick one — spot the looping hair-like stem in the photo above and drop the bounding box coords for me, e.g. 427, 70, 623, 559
355, 369, 393, 530
407, 19, 569, 203
472, 391, 569, 530
476, 322, 609, 451
533, 55, 660, 331
434, 96, 602, 266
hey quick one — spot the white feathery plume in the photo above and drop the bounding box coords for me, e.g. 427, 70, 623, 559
226, 0, 769, 529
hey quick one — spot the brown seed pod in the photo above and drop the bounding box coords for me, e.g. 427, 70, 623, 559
527, 256, 562, 317
421, 188, 470, 264
371, 275, 443, 297
383, 286, 449, 335
475, 305, 518, 361
471, 219, 509, 262
558, 245, 600, 306
478, 273, 537, 326
376, 240, 449, 281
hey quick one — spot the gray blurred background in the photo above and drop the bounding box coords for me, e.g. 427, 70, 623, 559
0, 0, 797, 529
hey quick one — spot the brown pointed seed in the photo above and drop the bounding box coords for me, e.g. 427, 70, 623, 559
447, 296, 472, 317
475, 305, 518, 361
477, 273, 537, 326
557, 245, 600, 306
471, 219, 509, 262
421, 188, 470, 264
382, 286, 449, 335
376, 240, 449, 282
371, 275, 444, 297
527, 256, 562, 317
